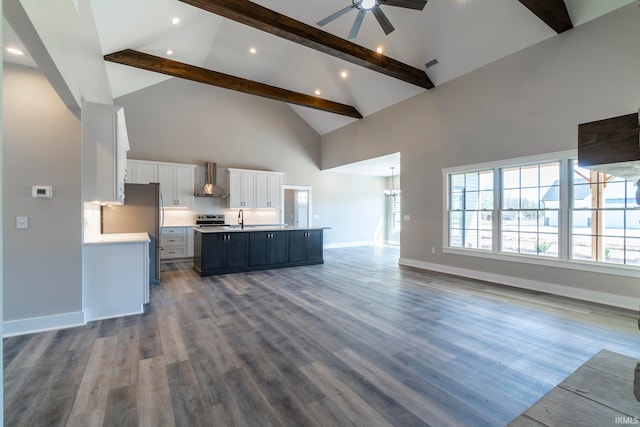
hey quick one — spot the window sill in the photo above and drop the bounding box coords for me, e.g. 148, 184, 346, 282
442, 247, 640, 278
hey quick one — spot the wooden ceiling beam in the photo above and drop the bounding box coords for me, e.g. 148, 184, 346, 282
178, 0, 434, 90
518, 0, 573, 34
104, 49, 363, 119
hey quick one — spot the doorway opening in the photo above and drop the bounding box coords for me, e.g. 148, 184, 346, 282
282, 185, 312, 227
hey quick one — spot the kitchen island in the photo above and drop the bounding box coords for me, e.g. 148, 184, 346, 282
193, 226, 327, 276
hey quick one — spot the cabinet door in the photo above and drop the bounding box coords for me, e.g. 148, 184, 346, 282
158, 165, 177, 206
268, 174, 282, 209
127, 161, 158, 184
269, 231, 289, 264
289, 230, 307, 263
202, 234, 226, 270
249, 232, 270, 266
175, 165, 195, 208
306, 230, 324, 262
186, 228, 194, 257
229, 170, 256, 209
226, 233, 248, 268
256, 173, 282, 209
241, 172, 256, 208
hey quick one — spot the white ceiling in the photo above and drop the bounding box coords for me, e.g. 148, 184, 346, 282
3, 0, 635, 137
87, 0, 633, 136
325, 152, 401, 177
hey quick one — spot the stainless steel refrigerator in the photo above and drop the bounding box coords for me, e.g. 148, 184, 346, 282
101, 183, 161, 285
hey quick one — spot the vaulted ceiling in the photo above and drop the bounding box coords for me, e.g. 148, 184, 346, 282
5, 0, 635, 135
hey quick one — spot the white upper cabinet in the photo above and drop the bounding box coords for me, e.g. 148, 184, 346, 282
82, 101, 130, 203
256, 172, 283, 209
228, 168, 283, 210
127, 159, 196, 208
228, 169, 256, 209
126, 161, 157, 184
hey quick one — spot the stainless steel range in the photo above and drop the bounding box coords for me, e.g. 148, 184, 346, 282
196, 214, 227, 227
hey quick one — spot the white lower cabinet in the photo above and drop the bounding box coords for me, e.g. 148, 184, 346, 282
83, 238, 149, 321
161, 226, 195, 259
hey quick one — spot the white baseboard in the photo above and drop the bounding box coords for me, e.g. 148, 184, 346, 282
3, 311, 86, 337
399, 257, 640, 311
324, 241, 375, 249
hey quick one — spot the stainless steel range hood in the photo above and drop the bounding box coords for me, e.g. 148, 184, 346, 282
195, 162, 228, 198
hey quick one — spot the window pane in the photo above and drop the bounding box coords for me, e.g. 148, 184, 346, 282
480, 190, 493, 210
451, 192, 464, 210
464, 191, 480, 210
602, 181, 627, 209
502, 168, 520, 189
625, 237, 640, 265
465, 173, 479, 192
520, 187, 540, 209
540, 162, 560, 185
450, 212, 463, 228
501, 232, 519, 253
539, 233, 558, 256
572, 235, 592, 260
572, 211, 592, 234
625, 181, 637, 208
519, 232, 537, 255
520, 165, 539, 188
502, 189, 520, 209
603, 210, 625, 233
602, 236, 625, 264
479, 171, 494, 191
501, 211, 518, 231
464, 229, 479, 249
451, 174, 464, 190
479, 229, 492, 250
573, 183, 591, 208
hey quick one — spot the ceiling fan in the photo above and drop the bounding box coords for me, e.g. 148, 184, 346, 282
317, 0, 427, 39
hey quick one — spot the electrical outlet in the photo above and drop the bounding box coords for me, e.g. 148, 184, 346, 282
431, 247, 435, 254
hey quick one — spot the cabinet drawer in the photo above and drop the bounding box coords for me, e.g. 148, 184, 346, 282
161, 235, 187, 246
162, 246, 187, 259
162, 227, 187, 236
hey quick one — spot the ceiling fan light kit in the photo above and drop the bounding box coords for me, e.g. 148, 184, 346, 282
318, 0, 428, 39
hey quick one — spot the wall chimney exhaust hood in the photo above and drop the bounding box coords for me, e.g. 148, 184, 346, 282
578, 109, 640, 180
195, 162, 228, 198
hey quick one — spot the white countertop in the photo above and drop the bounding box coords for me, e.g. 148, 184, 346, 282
84, 232, 150, 245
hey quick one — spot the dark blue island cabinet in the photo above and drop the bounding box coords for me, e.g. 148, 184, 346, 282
193, 228, 325, 277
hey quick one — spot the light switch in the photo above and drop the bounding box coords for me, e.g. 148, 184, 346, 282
16, 216, 28, 229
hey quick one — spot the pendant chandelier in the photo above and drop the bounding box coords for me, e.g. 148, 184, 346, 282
384, 166, 400, 198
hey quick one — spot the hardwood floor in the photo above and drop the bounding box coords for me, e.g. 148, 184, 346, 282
4, 246, 640, 426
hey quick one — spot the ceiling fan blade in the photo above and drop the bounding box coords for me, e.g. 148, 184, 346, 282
348, 9, 366, 39
372, 6, 394, 35
317, 4, 357, 26
380, 0, 427, 11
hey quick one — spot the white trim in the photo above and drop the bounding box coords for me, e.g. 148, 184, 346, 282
399, 257, 640, 311
281, 185, 313, 227
442, 149, 576, 175
3, 311, 86, 337
324, 241, 376, 249
442, 247, 640, 277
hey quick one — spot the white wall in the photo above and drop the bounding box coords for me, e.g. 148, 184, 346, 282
322, 4, 640, 306
116, 77, 387, 246
1, 6, 5, 422
2, 63, 83, 329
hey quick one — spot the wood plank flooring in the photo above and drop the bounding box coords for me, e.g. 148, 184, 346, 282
4, 246, 640, 426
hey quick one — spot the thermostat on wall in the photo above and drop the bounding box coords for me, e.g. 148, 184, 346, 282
32, 185, 53, 198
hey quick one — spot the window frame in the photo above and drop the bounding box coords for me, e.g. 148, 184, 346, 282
442, 150, 640, 278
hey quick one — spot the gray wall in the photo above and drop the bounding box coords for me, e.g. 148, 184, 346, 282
117, 78, 387, 246
322, 5, 640, 301
2, 63, 82, 321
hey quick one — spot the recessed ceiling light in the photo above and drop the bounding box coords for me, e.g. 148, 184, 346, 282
249, 47, 257, 54
166, 49, 174, 56
171, 17, 180, 25
376, 46, 384, 54
340, 70, 349, 79
314, 89, 321, 96
7, 47, 25, 56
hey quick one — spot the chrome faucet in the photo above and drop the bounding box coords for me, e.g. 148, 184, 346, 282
238, 209, 244, 229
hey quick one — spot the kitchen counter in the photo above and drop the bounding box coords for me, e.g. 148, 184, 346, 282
194, 225, 329, 233
193, 227, 327, 276
84, 232, 150, 245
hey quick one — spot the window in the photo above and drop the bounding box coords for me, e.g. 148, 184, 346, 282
444, 151, 640, 270
570, 160, 640, 265
500, 162, 559, 257
448, 170, 493, 250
